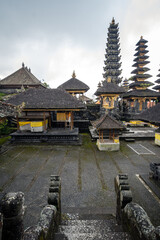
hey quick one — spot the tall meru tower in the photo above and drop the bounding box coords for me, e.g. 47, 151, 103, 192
123, 36, 159, 113
103, 17, 122, 84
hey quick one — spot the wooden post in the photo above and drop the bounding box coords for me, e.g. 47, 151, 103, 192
49, 112, 51, 128
43, 112, 46, 131
109, 130, 111, 140
113, 129, 115, 142
71, 112, 74, 130
16, 114, 20, 131
102, 130, 103, 143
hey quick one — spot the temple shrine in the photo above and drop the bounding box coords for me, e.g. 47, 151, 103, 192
95, 18, 125, 110
58, 71, 89, 98
91, 114, 125, 151
0, 63, 45, 94
138, 103, 160, 146
123, 37, 160, 113
6, 88, 85, 143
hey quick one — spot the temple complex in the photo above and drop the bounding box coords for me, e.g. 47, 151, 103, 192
95, 18, 125, 110
0, 63, 45, 94
123, 37, 160, 113
58, 71, 89, 98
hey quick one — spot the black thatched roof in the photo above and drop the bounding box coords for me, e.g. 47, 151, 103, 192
153, 85, 160, 90
58, 74, 89, 92
137, 103, 160, 124
129, 81, 153, 88
0, 65, 44, 87
131, 67, 150, 74
123, 89, 160, 98
7, 88, 85, 110
91, 114, 125, 130
136, 37, 148, 46
95, 81, 125, 96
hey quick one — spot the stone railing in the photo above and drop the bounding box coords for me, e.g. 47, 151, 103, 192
0, 175, 61, 240
115, 174, 160, 240
150, 163, 160, 181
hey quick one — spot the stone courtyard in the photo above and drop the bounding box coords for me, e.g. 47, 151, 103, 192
0, 134, 160, 229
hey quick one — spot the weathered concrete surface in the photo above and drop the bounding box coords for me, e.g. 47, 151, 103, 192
96, 139, 120, 151
0, 135, 160, 229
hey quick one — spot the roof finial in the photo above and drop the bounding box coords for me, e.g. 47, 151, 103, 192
22, 62, 25, 68
112, 17, 115, 24
72, 70, 76, 78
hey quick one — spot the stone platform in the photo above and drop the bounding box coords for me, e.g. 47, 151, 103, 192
10, 128, 81, 145
96, 139, 120, 151
89, 126, 156, 141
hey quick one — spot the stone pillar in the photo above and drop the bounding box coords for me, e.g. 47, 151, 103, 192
1, 192, 24, 240
114, 174, 132, 224
48, 175, 61, 224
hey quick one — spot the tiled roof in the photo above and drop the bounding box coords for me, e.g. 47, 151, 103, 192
91, 114, 125, 130
7, 88, 85, 109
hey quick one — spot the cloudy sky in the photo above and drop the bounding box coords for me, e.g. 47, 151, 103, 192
0, 0, 160, 98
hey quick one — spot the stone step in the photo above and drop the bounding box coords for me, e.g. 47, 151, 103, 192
54, 232, 132, 240
59, 219, 123, 233
61, 211, 115, 221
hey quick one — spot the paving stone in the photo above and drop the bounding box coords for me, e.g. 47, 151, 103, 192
54, 232, 131, 240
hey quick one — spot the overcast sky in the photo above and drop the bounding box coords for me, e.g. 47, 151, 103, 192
0, 0, 160, 98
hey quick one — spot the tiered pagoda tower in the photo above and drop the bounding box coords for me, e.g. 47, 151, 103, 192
153, 67, 160, 92
122, 78, 129, 91
103, 17, 122, 84
95, 18, 125, 110
123, 36, 159, 113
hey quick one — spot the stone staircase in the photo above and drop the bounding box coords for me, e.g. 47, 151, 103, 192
54, 212, 132, 240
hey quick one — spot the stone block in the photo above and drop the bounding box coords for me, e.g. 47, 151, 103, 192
96, 139, 120, 151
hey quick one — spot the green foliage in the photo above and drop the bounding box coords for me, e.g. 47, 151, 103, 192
41, 79, 50, 88
0, 120, 16, 135
0, 136, 11, 146
0, 92, 7, 100
0, 120, 10, 135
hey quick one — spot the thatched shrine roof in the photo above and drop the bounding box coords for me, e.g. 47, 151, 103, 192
58, 72, 89, 92
91, 114, 125, 130
123, 89, 160, 98
95, 82, 125, 96
0, 65, 44, 87
7, 88, 85, 110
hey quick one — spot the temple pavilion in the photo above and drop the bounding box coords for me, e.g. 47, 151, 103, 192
123, 37, 160, 113
7, 88, 85, 143
95, 18, 125, 110
138, 103, 160, 146
0, 63, 45, 94
91, 114, 125, 151
58, 71, 89, 98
